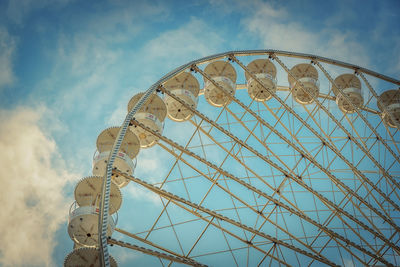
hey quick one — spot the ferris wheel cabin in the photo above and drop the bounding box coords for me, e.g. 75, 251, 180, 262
245, 58, 277, 102
128, 93, 167, 148
203, 60, 237, 107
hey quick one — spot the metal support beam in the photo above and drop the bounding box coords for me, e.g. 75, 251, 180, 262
115, 169, 340, 266
130, 121, 394, 266
159, 84, 400, 257
108, 238, 207, 266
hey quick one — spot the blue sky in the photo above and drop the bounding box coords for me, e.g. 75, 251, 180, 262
0, 0, 400, 266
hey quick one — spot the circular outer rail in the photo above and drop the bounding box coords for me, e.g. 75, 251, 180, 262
98, 50, 400, 266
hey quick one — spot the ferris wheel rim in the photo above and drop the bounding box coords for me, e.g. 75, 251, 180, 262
151, 50, 400, 90
94, 49, 400, 267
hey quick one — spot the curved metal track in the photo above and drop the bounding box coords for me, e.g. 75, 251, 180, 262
98, 49, 400, 266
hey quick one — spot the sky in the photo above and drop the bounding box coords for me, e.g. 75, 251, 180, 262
0, 0, 400, 266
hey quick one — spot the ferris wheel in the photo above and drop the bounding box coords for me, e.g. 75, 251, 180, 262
64, 50, 400, 267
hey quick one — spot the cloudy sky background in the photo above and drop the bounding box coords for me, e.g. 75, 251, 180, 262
0, 0, 399, 266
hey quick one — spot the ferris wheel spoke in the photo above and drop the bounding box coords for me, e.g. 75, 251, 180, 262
229, 56, 400, 218
299, 103, 400, 217
135, 177, 316, 264
355, 106, 400, 183
226, 95, 398, 231
161, 88, 288, 200
311, 236, 368, 267
135, 188, 290, 266
159, 85, 400, 256
378, 121, 400, 159
133, 122, 395, 266
65, 50, 400, 266
307, 215, 368, 265
270, 56, 400, 216
271, 175, 386, 262
221, 106, 323, 219
184, 119, 253, 238
268, 56, 399, 189
139, 117, 214, 243
304, 102, 400, 210
119, 171, 339, 266
256, 243, 276, 267
351, 139, 400, 203
185, 217, 215, 258
188, 118, 289, 207
156, 142, 322, 257
114, 227, 192, 262
108, 238, 206, 267
359, 71, 400, 140
343, 100, 400, 199
316, 179, 400, 256
367, 233, 400, 266
160, 197, 186, 256
255, 103, 337, 226
215, 219, 240, 267
143, 198, 172, 240
158, 116, 206, 189
315, 61, 400, 164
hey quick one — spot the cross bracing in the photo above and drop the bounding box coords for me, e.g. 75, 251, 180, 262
95, 50, 400, 267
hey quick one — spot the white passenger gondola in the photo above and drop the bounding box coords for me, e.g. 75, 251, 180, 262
128, 93, 167, 147
245, 59, 277, 102
92, 126, 140, 188
67, 176, 121, 247
163, 72, 200, 121
378, 89, 400, 128
74, 176, 122, 214
67, 203, 116, 247
333, 74, 363, 113
203, 61, 237, 107
64, 247, 118, 267
288, 63, 319, 104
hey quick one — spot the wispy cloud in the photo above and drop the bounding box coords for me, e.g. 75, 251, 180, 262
110, 246, 140, 265
125, 183, 161, 206
0, 107, 76, 267
370, 7, 400, 77
0, 26, 16, 89
37, 1, 171, 123
22, 1, 173, 179
241, 2, 370, 68
141, 17, 225, 69
5, 0, 73, 25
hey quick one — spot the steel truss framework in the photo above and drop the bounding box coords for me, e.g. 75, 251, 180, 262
98, 50, 400, 266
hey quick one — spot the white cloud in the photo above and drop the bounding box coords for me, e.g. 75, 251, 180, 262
343, 258, 355, 267
0, 107, 76, 267
25, 1, 172, 177
135, 146, 172, 181
107, 103, 127, 126
142, 17, 225, 69
84, 1, 168, 42
48, 32, 126, 124
57, 32, 121, 78
125, 183, 161, 206
5, 0, 73, 25
105, 88, 140, 126
110, 246, 140, 264
0, 26, 16, 89
208, 0, 257, 14
39, 1, 170, 122
371, 19, 400, 77
241, 2, 370, 68
394, 43, 400, 75
104, 17, 226, 132
53, 0, 169, 77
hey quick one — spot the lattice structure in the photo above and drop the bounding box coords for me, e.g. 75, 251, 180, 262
64, 50, 400, 267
